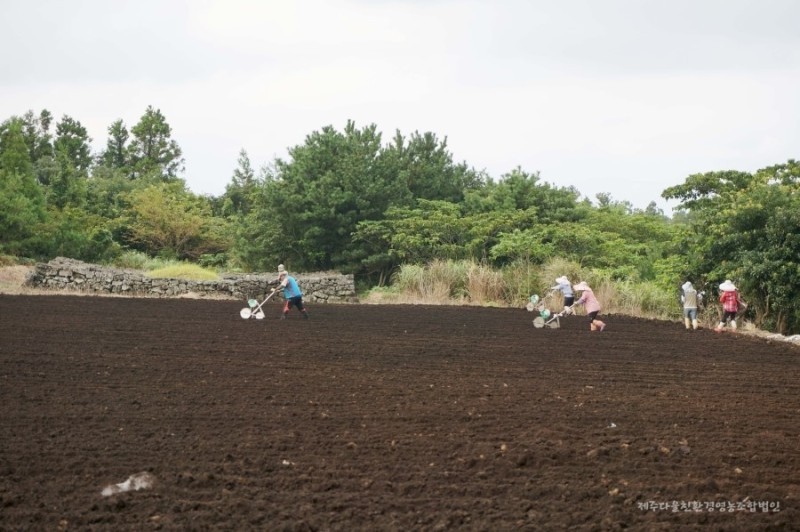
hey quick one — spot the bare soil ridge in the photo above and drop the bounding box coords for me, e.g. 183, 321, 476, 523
1, 295, 797, 529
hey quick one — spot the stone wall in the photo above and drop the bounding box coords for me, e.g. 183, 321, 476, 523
25, 257, 358, 303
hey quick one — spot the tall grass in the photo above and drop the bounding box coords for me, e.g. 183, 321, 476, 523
587, 273, 678, 320
111, 251, 169, 271
0, 255, 19, 267
369, 257, 685, 320
145, 264, 220, 280
386, 260, 502, 305
465, 262, 505, 305
538, 257, 583, 292
500, 260, 542, 306
111, 251, 220, 281
390, 260, 468, 303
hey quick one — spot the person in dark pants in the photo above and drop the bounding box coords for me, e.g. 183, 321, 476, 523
550, 275, 575, 315
276, 264, 309, 320
573, 281, 606, 332
715, 279, 742, 332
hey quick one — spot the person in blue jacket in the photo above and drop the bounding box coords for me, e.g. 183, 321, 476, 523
276, 264, 309, 319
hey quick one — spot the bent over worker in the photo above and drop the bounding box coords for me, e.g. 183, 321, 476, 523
276, 264, 309, 320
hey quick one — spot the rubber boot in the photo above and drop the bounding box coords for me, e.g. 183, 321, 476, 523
302, 310, 309, 319
715, 322, 724, 332
692, 319, 699, 330
684, 317, 691, 330
730, 319, 737, 331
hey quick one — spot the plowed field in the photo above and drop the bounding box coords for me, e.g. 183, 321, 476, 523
1, 295, 798, 531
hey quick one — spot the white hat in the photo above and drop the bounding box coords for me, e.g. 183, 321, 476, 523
719, 280, 736, 292
682, 281, 694, 291
277, 264, 287, 277
555, 276, 569, 285
573, 281, 590, 291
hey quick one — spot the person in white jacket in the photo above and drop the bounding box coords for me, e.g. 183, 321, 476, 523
550, 276, 575, 315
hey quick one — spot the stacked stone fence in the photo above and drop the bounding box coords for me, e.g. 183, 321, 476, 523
25, 257, 358, 303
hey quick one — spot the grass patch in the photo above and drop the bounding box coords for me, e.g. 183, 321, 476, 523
111, 251, 220, 281
0, 255, 19, 267
0, 265, 34, 294
145, 263, 220, 281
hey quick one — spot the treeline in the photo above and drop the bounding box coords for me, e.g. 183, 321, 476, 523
1, 108, 798, 333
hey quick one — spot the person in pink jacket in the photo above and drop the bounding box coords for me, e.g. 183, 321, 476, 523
573, 281, 606, 332
715, 279, 742, 332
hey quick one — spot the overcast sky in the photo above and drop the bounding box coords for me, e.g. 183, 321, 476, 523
2, 0, 798, 211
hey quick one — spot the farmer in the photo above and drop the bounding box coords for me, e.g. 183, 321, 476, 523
550, 275, 575, 315
275, 264, 309, 320
715, 279, 741, 332
573, 281, 606, 332
680, 281, 702, 331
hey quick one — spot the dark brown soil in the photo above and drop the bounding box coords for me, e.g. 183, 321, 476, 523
1, 295, 798, 531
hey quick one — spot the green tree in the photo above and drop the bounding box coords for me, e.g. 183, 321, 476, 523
39, 206, 120, 263
97, 119, 130, 171
128, 106, 184, 181
221, 149, 257, 217
383, 130, 481, 203
354, 200, 538, 275
240, 121, 407, 272
0, 119, 48, 256
717, 164, 800, 333
20, 110, 54, 166
48, 115, 92, 209
463, 167, 581, 223
124, 182, 228, 260
662, 170, 753, 212
586, 206, 680, 282
84, 165, 140, 249
5, 110, 56, 188
54, 115, 92, 174
662, 169, 757, 284
663, 160, 800, 333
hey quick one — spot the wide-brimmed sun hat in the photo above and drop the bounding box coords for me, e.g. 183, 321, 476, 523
719, 279, 737, 292
277, 264, 287, 277
682, 281, 694, 291
555, 275, 570, 285
573, 281, 591, 291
